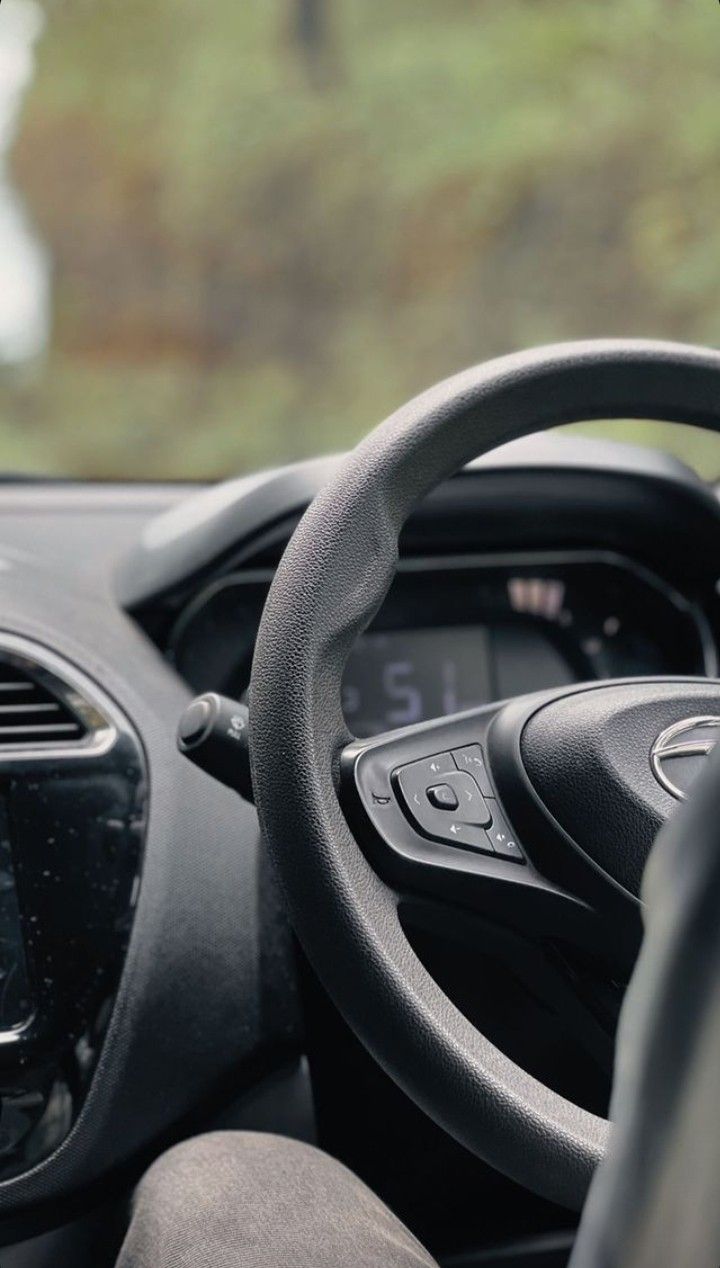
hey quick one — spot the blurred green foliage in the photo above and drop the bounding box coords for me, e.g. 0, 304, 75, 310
2, 0, 720, 478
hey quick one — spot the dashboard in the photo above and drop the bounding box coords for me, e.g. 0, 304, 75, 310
0, 430, 714, 1236
167, 551, 712, 739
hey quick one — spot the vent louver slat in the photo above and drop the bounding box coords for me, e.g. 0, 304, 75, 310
0, 665, 86, 747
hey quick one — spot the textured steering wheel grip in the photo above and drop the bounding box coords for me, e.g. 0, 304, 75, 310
249, 339, 720, 1210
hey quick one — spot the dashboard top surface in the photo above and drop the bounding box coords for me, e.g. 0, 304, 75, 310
0, 433, 711, 593
114, 433, 719, 607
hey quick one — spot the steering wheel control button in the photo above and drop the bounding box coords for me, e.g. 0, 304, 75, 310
441, 770, 492, 826
395, 753, 455, 825
395, 756, 495, 852
396, 752, 454, 785
484, 802, 525, 863
427, 783, 459, 811
442, 821, 494, 853
396, 753, 474, 844
451, 744, 494, 797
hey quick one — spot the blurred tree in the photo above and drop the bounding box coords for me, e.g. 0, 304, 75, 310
1, 0, 720, 479
290, 0, 337, 87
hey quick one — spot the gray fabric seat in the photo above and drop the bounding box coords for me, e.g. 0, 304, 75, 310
117, 1130, 438, 1268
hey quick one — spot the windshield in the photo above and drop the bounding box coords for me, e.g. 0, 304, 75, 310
0, 0, 718, 480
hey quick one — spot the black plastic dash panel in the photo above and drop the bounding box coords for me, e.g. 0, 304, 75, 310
0, 636, 147, 1181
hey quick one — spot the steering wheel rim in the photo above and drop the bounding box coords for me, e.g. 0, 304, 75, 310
249, 339, 720, 1210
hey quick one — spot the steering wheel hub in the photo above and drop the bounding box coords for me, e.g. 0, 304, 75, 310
505, 679, 720, 898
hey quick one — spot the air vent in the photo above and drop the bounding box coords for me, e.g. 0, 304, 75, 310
0, 663, 87, 747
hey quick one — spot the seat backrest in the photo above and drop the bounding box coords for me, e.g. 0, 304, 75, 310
569, 741, 720, 1268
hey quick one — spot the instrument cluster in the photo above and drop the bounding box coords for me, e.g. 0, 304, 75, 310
168, 551, 714, 738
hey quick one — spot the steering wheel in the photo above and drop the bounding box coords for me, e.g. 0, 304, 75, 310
249, 339, 720, 1211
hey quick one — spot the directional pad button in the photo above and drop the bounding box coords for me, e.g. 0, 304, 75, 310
427, 783, 459, 811
395, 754, 494, 854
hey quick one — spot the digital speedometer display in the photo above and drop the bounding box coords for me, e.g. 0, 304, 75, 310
342, 624, 574, 738
343, 628, 491, 736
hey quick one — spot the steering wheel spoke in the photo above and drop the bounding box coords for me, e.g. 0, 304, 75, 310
340, 706, 603, 955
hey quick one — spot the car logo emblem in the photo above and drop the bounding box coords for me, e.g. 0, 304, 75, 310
650, 715, 720, 801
